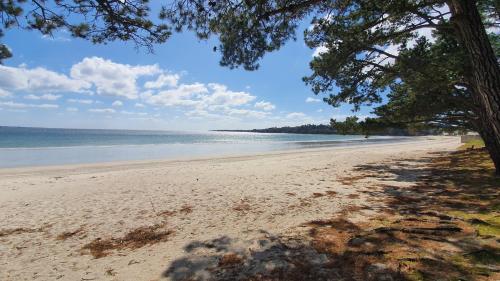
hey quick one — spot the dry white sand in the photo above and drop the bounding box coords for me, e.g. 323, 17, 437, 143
0, 136, 460, 281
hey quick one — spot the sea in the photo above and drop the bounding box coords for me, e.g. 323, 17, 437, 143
0, 126, 412, 168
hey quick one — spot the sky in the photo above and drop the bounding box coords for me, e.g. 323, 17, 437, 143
0, 18, 373, 131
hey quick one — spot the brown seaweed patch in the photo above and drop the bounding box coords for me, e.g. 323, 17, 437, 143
0, 223, 51, 237
57, 226, 85, 240
81, 224, 173, 258
158, 210, 176, 217
179, 205, 194, 214
0, 227, 38, 237
312, 192, 325, 198
233, 200, 252, 212
337, 174, 368, 185
340, 205, 364, 215
325, 190, 338, 197
218, 253, 244, 267
347, 193, 360, 199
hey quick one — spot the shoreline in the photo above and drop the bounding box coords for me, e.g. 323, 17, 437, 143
0, 135, 449, 171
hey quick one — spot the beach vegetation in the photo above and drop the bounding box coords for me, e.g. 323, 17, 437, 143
460, 138, 486, 150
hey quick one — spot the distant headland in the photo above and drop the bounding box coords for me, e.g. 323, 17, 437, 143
213, 124, 443, 136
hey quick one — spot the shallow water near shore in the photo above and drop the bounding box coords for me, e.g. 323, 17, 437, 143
0, 126, 412, 168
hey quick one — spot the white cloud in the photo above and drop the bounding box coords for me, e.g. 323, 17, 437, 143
41, 30, 71, 42
37, 104, 59, 109
24, 94, 40, 100
305, 97, 321, 103
145, 83, 208, 107
204, 83, 256, 108
24, 94, 62, 101
144, 82, 260, 121
312, 45, 328, 57
89, 108, 116, 113
112, 100, 123, 107
1, 57, 280, 126
71, 57, 161, 99
317, 109, 323, 113
67, 98, 93, 104
0, 101, 58, 109
0, 88, 11, 98
41, 34, 71, 42
144, 73, 180, 89
254, 101, 275, 111
286, 112, 307, 119
0, 64, 90, 93
185, 109, 226, 120
225, 108, 270, 119
120, 110, 148, 116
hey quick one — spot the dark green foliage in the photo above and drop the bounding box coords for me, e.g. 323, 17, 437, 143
370, 33, 478, 132
330, 116, 363, 135
215, 124, 338, 134
216, 121, 437, 136
163, 0, 326, 70
332, 115, 455, 137
0, 42, 11, 63
0, 0, 172, 62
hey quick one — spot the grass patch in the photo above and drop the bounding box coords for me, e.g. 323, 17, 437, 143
466, 247, 500, 265
460, 138, 485, 150
448, 210, 500, 237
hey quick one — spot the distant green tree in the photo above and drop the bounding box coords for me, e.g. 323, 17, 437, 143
330, 116, 362, 135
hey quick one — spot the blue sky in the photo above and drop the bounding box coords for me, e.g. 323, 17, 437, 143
0, 21, 373, 131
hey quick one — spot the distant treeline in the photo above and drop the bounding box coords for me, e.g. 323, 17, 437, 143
213, 124, 442, 136
215, 124, 337, 134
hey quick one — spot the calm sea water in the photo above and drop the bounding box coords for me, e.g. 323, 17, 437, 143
0, 126, 409, 168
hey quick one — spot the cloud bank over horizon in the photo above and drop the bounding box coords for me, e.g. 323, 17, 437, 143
0, 57, 332, 130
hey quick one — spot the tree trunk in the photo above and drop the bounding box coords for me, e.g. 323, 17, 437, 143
448, 0, 500, 174
477, 122, 500, 171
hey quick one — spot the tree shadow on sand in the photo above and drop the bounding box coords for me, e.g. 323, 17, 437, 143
164, 149, 499, 281
354, 149, 499, 216
163, 226, 410, 281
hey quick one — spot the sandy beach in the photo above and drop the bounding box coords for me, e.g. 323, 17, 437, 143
0, 136, 461, 281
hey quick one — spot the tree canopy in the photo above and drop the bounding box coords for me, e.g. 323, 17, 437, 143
0, 0, 172, 62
